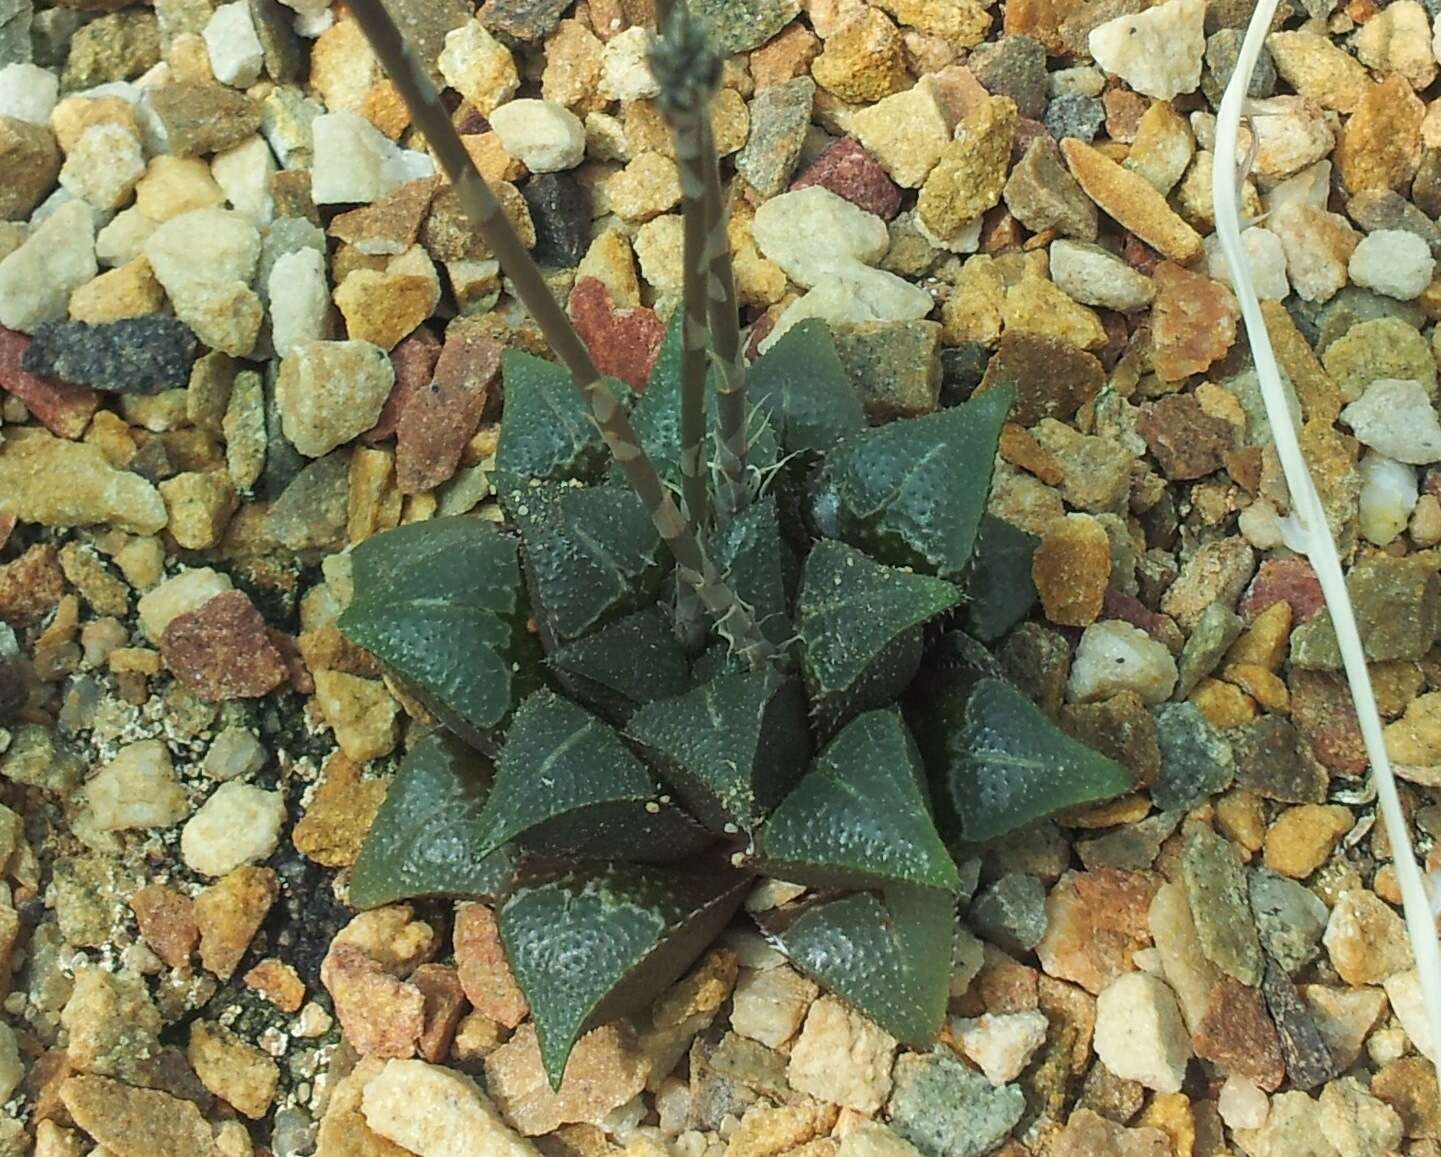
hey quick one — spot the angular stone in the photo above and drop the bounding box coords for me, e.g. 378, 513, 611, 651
830, 319, 940, 421
161, 590, 287, 701
811, 7, 908, 104
149, 81, 261, 157
887, 1049, 1024, 1157
1290, 556, 1439, 669
195, 865, 278, 979
976, 330, 1104, 426
1094, 971, 1191, 1093
1261, 959, 1335, 1090
1324, 888, 1412, 985
1036, 869, 1157, 995
454, 903, 528, 1030
1336, 76, 1424, 194
131, 884, 198, 971
1192, 976, 1284, 1090
484, 1022, 649, 1136
1181, 826, 1263, 987
735, 76, 815, 199
59, 1076, 215, 1157
1151, 702, 1234, 812
918, 96, 1017, 239
1061, 138, 1202, 262
850, 76, 955, 189
788, 996, 897, 1113
1033, 513, 1110, 628
0, 325, 98, 439
1150, 263, 1237, 381
1249, 869, 1327, 977
1136, 393, 1235, 481
362, 1057, 536, 1155
1004, 137, 1097, 241
0, 428, 166, 534
792, 137, 902, 220
1054, 1109, 1168, 1157
0, 114, 58, 219
187, 1020, 280, 1120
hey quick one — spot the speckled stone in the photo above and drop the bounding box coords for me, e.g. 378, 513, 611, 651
522, 172, 592, 268
1152, 702, 1235, 812
1182, 825, 1263, 987
1249, 868, 1328, 977
1202, 28, 1275, 107
21, 317, 200, 395
1176, 603, 1243, 697
1289, 556, 1439, 668
148, 82, 261, 157
1043, 94, 1106, 142
1228, 715, 1327, 803
969, 35, 1047, 118
1261, 958, 1335, 1090
479, 0, 570, 42
830, 320, 941, 421
968, 874, 1048, 956
690, 0, 802, 54
735, 76, 815, 199
888, 1049, 1025, 1157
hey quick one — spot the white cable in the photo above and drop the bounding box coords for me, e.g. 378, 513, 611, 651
1213, 1, 1441, 1090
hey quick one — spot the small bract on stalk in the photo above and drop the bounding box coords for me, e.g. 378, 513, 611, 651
344, 0, 778, 671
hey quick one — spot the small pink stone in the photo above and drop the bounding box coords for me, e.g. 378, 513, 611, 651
395, 331, 502, 495
569, 277, 666, 392
791, 137, 902, 220
366, 326, 440, 443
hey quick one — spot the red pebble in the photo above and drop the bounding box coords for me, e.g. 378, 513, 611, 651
161, 590, 289, 701
366, 326, 441, 442
1240, 557, 1326, 623
791, 137, 903, 220
568, 277, 665, 392
396, 331, 502, 495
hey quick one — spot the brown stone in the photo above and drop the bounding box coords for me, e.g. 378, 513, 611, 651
413, 963, 468, 1064
292, 752, 389, 868
0, 543, 65, 627
0, 326, 99, 440
976, 330, 1105, 426
367, 326, 441, 443
194, 865, 278, 979
751, 22, 821, 90
454, 902, 529, 1029
160, 590, 288, 701
1059, 692, 1161, 787
483, 1021, 650, 1136
1191, 977, 1285, 1091
1374, 1055, 1441, 1139
395, 329, 502, 494
1290, 669, 1367, 776
321, 942, 425, 1058
810, 7, 909, 104
568, 276, 665, 392
1054, 1108, 1169, 1157
59, 1076, 215, 1157
1264, 804, 1354, 879
423, 180, 534, 261
186, 1020, 280, 1119
130, 884, 198, 971
1036, 868, 1158, 995
1336, 75, 1425, 194
1003, 137, 1098, 241
1033, 514, 1111, 627
0, 116, 61, 220
147, 82, 261, 157
244, 958, 306, 1013
1242, 557, 1325, 624
792, 136, 903, 220
1060, 138, 1203, 262
330, 177, 439, 253
1150, 263, 1238, 381
1137, 394, 1236, 482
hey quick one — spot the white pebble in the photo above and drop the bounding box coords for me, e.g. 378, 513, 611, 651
203, 727, 268, 781
86, 740, 190, 832
951, 1011, 1049, 1085
180, 781, 286, 878
600, 25, 660, 101
1357, 453, 1418, 547
1066, 619, 1178, 706
1341, 378, 1441, 465
0, 199, 97, 334
1349, 229, 1436, 300
488, 98, 586, 174
437, 20, 518, 115
59, 123, 146, 212
752, 185, 889, 288
203, 1, 265, 88
0, 63, 58, 124
761, 263, 934, 352
310, 110, 435, 205
211, 135, 277, 223
1218, 1075, 1269, 1131
1089, 0, 1206, 100
1049, 238, 1155, 311
1093, 971, 1192, 1093
1205, 227, 1289, 302
268, 246, 331, 357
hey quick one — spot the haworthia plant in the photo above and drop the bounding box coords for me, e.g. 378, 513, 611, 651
340, 0, 1136, 1088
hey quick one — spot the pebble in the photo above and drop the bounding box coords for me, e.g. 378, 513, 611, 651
1182, 825, 1263, 986
1323, 888, 1413, 984
1348, 229, 1435, 300
848, 76, 954, 189
149, 80, 262, 158
1206, 226, 1290, 302
439, 19, 519, 114
1218, 1075, 1269, 1131
1004, 137, 1098, 240
1319, 1074, 1405, 1157
0, 62, 57, 124
1150, 262, 1238, 380
310, 110, 435, 204
159, 469, 238, 549
84, 739, 188, 831
1357, 452, 1418, 546
1088, 0, 1205, 100
967, 873, 1048, 954
1061, 138, 1201, 262
188, 1020, 281, 1120
60, 1076, 216, 1156
143, 207, 263, 357
203, 1, 263, 87
1093, 972, 1191, 1093
454, 902, 528, 1029
180, 781, 285, 878
731, 965, 819, 1049
763, 262, 934, 350
1336, 76, 1424, 194
1323, 315, 1434, 400
1356, 0, 1435, 89
336, 246, 441, 351
603, 151, 682, 221
484, 1022, 649, 1136
269, 247, 330, 358
887, 1049, 1024, 1157
0, 199, 96, 334
918, 96, 1016, 240
1381, 969, 1436, 1064
1049, 239, 1153, 311
749, 187, 893, 289
1037, 868, 1157, 994
489, 98, 585, 174
1032, 513, 1110, 627
598, 25, 657, 101
735, 75, 816, 199
1266, 31, 1372, 115
792, 136, 902, 221
0, 114, 59, 222
22, 316, 198, 395
1267, 202, 1358, 303
1193, 976, 1286, 1091
788, 996, 897, 1113
205, 726, 267, 781
0, 326, 100, 438
1264, 803, 1353, 879
161, 588, 289, 699
57, 122, 143, 213
361, 1058, 538, 1156
523, 172, 591, 268
951, 1011, 1048, 1085
1152, 702, 1234, 811
1066, 620, 1178, 706
277, 340, 395, 457
0, 427, 166, 534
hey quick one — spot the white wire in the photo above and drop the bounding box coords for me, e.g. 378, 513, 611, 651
1213, 0, 1441, 1089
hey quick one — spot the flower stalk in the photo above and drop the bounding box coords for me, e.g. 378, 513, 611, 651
345, 0, 778, 670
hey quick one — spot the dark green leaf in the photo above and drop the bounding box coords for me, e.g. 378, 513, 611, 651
774, 885, 955, 1046
475, 689, 710, 861
500, 863, 750, 1087
911, 676, 1133, 843
755, 710, 959, 892
350, 731, 519, 909
628, 670, 810, 833
749, 319, 865, 455
501, 479, 665, 643
817, 386, 1013, 577
338, 517, 537, 743
548, 606, 692, 721
798, 539, 960, 733
494, 350, 613, 486
712, 496, 794, 652
964, 515, 1039, 642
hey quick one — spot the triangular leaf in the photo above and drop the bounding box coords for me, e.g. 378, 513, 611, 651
499, 863, 750, 1087
910, 676, 1133, 843
548, 606, 692, 721
712, 495, 794, 652
964, 515, 1039, 642
474, 689, 711, 861
494, 350, 614, 486
338, 517, 539, 744
349, 731, 519, 909
755, 710, 960, 892
748, 319, 866, 456
773, 884, 955, 1047
798, 539, 960, 733
815, 387, 1013, 577
501, 478, 665, 643
628, 670, 810, 833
